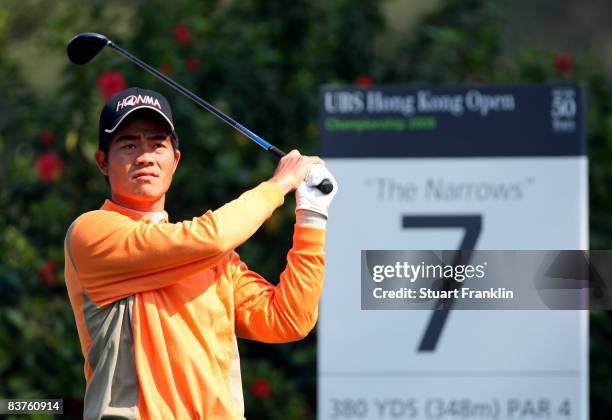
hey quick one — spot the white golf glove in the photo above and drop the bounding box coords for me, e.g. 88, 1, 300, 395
295, 164, 338, 219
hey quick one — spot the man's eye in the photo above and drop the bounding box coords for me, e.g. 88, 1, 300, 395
122, 144, 136, 149
153, 143, 166, 149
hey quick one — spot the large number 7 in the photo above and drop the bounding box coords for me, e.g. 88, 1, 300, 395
402, 215, 483, 352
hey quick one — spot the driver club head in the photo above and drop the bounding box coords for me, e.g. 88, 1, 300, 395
67, 32, 110, 65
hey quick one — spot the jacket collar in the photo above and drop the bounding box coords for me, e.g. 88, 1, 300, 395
100, 199, 169, 223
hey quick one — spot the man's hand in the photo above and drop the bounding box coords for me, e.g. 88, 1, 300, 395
269, 150, 324, 195
295, 164, 338, 218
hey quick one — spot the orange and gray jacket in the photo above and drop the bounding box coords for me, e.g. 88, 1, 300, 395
63, 182, 325, 419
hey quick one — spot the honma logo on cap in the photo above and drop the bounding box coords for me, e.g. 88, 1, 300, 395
116, 95, 162, 111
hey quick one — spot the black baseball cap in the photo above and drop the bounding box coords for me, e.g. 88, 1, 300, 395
98, 87, 177, 150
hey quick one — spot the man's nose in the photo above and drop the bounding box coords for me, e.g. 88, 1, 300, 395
134, 149, 156, 166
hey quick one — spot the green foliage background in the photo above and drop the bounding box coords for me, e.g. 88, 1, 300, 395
0, 0, 611, 418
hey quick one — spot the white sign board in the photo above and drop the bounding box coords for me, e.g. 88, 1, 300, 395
318, 85, 588, 420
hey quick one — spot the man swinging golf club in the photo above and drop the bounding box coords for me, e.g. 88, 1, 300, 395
63, 86, 337, 419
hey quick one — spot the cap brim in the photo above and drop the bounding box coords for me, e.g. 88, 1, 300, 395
104, 105, 175, 134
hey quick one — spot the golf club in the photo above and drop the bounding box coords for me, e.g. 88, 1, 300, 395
66, 32, 334, 194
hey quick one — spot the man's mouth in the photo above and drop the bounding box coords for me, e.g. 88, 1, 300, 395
133, 172, 159, 180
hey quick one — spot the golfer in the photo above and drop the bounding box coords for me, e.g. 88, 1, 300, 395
63, 87, 337, 419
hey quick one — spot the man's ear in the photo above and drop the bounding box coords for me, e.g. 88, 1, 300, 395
172, 149, 181, 174
94, 150, 109, 176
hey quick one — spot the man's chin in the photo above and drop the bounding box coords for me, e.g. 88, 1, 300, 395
124, 186, 165, 202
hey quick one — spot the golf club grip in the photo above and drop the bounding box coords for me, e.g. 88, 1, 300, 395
268, 146, 334, 195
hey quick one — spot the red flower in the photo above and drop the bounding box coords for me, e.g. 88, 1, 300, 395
96, 70, 127, 100
355, 74, 373, 88
250, 378, 272, 399
174, 24, 192, 45
186, 57, 200, 71
554, 53, 574, 73
36, 152, 64, 182
39, 261, 56, 287
40, 130, 54, 147
159, 63, 173, 76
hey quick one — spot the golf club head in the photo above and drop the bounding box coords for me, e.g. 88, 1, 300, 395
67, 32, 110, 65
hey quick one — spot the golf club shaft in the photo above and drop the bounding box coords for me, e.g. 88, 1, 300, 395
108, 42, 334, 193
109, 43, 280, 154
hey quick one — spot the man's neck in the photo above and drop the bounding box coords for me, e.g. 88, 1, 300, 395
110, 193, 165, 212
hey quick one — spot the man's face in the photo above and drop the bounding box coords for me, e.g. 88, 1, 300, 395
95, 113, 181, 210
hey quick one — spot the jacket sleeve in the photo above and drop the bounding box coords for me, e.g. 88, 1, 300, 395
232, 225, 326, 343
66, 182, 283, 306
